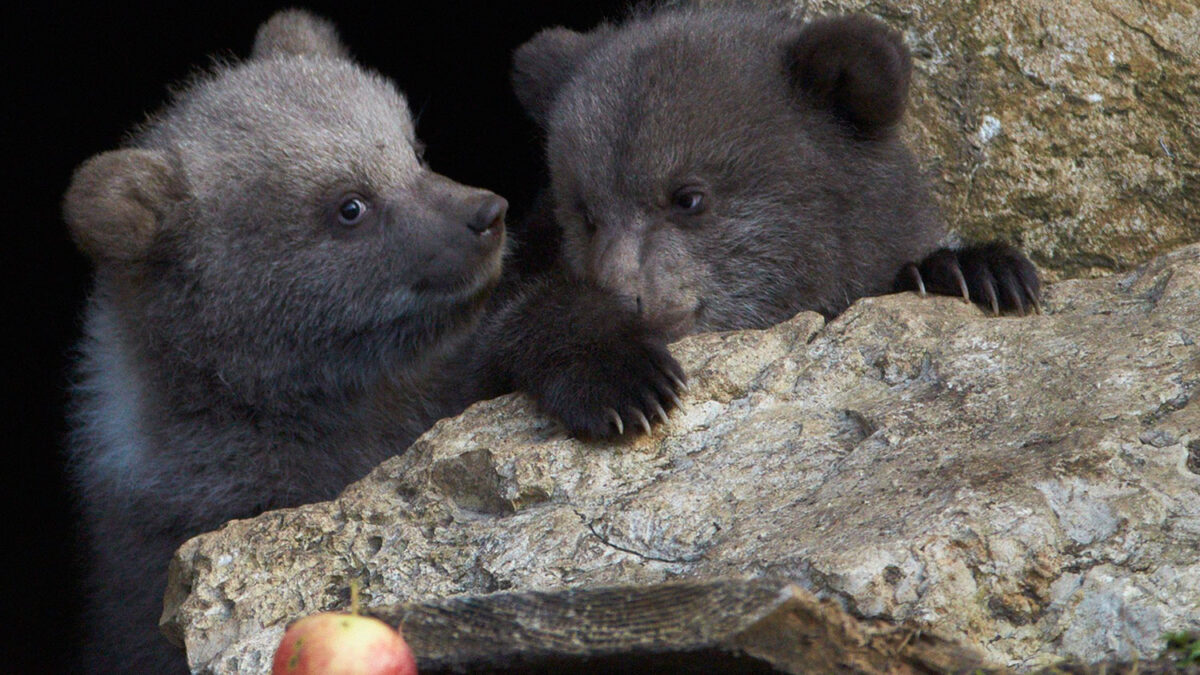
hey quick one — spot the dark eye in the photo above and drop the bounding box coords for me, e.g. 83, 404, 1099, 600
671, 187, 707, 214
337, 197, 368, 226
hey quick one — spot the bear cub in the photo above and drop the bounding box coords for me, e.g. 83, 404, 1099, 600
65, 10, 681, 673
511, 7, 1041, 338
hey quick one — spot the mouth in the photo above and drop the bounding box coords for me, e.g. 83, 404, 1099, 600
471, 220, 506, 263
464, 238, 506, 295
411, 227, 507, 296
414, 257, 502, 302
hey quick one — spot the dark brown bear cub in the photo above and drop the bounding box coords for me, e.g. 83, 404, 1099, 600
65, 10, 681, 673
511, 8, 1040, 340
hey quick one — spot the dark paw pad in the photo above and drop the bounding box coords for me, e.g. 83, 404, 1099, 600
897, 242, 1041, 315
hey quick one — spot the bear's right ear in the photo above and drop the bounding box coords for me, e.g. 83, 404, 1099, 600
63, 149, 186, 263
512, 26, 606, 127
785, 15, 912, 137
251, 9, 349, 61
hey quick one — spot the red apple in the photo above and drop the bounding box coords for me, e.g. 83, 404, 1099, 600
272, 612, 417, 675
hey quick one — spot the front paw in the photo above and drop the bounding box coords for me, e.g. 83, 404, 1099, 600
896, 242, 1041, 315
489, 275, 688, 439
538, 333, 686, 439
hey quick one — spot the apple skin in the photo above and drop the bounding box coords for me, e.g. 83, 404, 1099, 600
272, 612, 417, 675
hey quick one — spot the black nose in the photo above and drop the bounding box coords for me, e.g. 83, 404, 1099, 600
468, 195, 508, 234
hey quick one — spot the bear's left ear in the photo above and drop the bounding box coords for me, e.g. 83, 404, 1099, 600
785, 15, 912, 137
251, 9, 349, 61
512, 26, 609, 128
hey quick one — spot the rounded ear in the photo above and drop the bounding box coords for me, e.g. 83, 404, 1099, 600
785, 15, 912, 137
63, 149, 186, 263
251, 9, 349, 61
511, 26, 607, 128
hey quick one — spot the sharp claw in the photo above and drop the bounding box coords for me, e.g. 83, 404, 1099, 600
952, 265, 970, 303
909, 264, 927, 296
1004, 284, 1025, 317
984, 281, 999, 316
664, 388, 684, 410
651, 399, 669, 422
1024, 284, 1042, 314
606, 407, 623, 436
668, 372, 689, 393
633, 409, 652, 436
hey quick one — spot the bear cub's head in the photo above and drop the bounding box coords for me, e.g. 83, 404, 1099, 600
514, 9, 944, 337
64, 10, 507, 399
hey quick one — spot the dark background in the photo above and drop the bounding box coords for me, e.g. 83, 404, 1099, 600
5, 2, 631, 671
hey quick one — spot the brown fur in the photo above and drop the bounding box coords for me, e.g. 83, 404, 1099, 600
66, 11, 689, 672
512, 9, 1040, 335
66, 11, 506, 672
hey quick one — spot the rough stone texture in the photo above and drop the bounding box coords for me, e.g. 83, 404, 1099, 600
708, 0, 1199, 281
165, 244, 1200, 674
368, 579, 996, 674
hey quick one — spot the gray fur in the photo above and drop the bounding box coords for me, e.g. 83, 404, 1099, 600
513, 7, 947, 336
65, 11, 506, 672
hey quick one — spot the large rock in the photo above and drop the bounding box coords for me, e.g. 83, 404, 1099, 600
365, 578, 998, 673
717, 0, 1199, 281
164, 243, 1200, 674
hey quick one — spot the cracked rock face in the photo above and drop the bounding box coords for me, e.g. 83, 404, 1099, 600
716, 0, 1200, 282
165, 244, 1200, 674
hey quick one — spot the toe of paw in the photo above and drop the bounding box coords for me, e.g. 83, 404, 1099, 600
914, 243, 1041, 316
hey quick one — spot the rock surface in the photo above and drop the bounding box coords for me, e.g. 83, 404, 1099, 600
716, 0, 1199, 281
165, 243, 1200, 674
368, 578, 996, 674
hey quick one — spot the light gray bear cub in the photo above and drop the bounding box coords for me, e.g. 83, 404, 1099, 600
67, 9, 688, 671
64, 11, 512, 673
511, 7, 1041, 339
